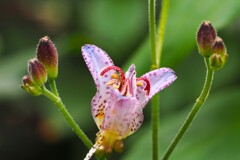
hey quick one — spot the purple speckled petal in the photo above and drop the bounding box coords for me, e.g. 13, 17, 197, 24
140, 68, 177, 108
102, 90, 143, 138
91, 91, 109, 129
82, 44, 114, 89
126, 107, 144, 137
82, 44, 114, 128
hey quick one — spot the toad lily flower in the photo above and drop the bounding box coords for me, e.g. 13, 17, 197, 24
82, 45, 177, 159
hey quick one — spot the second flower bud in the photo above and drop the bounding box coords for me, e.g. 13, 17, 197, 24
28, 58, 47, 86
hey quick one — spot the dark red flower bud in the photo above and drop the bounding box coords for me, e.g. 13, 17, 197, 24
210, 37, 228, 70
197, 21, 217, 57
37, 36, 58, 80
28, 58, 47, 86
212, 37, 226, 57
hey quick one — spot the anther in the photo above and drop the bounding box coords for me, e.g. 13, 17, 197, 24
136, 81, 143, 86
111, 73, 119, 79
100, 66, 126, 83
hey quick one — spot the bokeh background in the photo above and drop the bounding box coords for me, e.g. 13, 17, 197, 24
0, 0, 240, 159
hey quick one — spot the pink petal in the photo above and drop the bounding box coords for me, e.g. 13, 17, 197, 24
139, 68, 177, 108
91, 91, 109, 129
82, 44, 115, 128
102, 90, 143, 138
127, 108, 144, 137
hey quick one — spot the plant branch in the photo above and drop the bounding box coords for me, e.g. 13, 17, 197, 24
162, 58, 214, 160
41, 86, 93, 149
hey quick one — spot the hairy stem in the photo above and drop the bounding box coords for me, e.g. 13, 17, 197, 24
149, 0, 157, 69
41, 87, 93, 149
149, 0, 170, 159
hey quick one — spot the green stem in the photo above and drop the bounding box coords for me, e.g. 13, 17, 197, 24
162, 58, 214, 160
149, 0, 170, 159
149, 0, 159, 159
156, 0, 170, 67
149, 0, 157, 69
41, 86, 93, 149
49, 79, 59, 96
41, 86, 106, 160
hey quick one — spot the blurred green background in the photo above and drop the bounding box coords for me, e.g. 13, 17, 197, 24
0, 0, 240, 159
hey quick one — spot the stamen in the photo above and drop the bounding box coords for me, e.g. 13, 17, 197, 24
106, 80, 115, 85
136, 77, 150, 96
136, 81, 143, 86
100, 66, 126, 83
113, 84, 119, 89
111, 73, 119, 79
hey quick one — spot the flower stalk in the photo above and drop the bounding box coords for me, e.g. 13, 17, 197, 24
161, 20, 228, 159
162, 58, 214, 160
41, 85, 93, 149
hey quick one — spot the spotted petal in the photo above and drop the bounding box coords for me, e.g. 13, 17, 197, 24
102, 90, 143, 139
82, 44, 114, 128
82, 44, 114, 88
138, 67, 177, 108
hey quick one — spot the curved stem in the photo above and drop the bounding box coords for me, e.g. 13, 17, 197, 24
162, 58, 214, 160
41, 87, 93, 149
41, 86, 106, 160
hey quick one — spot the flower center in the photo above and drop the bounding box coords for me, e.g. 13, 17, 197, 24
95, 130, 124, 154
100, 66, 150, 96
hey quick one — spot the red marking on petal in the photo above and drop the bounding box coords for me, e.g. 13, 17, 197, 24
136, 77, 150, 96
100, 66, 125, 83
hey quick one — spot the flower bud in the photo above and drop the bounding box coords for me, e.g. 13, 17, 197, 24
197, 21, 217, 57
28, 58, 47, 86
212, 37, 226, 57
21, 75, 42, 96
37, 36, 58, 80
210, 37, 228, 70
